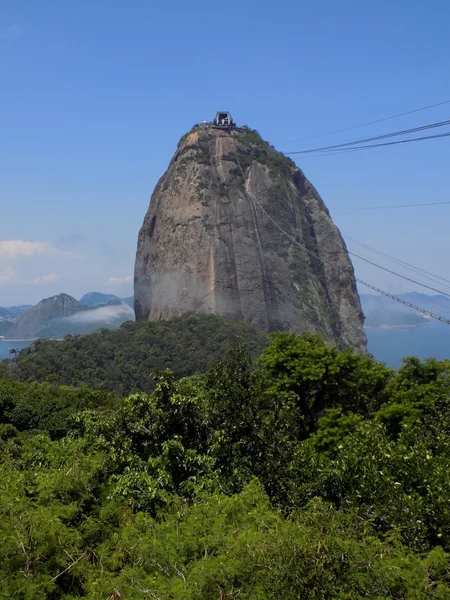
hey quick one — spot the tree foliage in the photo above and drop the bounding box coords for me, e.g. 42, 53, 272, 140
0, 314, 269, 396
1, 332, 450, 597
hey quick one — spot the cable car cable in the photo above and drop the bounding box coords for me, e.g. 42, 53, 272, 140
251, 186, 450, 294
229, 133, 450, 325
348, 252, 450, 298
286, 99, 450, 144
229, 167, 450, 297
286, 119, 450, 155
343, 235, 450, 287
287, 130, 450, 157
334, 200, 450, 210
354, 280, 450, 326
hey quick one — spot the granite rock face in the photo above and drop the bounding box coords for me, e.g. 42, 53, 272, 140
134, 126, 366, 351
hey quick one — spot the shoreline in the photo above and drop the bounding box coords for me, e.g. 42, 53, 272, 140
0, 338, 36, 343
364, 324, 424, 331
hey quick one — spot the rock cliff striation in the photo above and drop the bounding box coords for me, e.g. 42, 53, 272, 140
134, 125, 366, 351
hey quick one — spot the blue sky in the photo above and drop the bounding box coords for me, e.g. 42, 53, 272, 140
1, 0, 450, 305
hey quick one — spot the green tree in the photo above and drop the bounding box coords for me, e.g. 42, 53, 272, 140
258, 332, 392, 437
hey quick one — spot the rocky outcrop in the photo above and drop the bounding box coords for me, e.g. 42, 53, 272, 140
134, 125, 367, 351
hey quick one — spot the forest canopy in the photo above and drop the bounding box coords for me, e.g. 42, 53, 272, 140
1, 329, 450, 598
0, 314, 269, 396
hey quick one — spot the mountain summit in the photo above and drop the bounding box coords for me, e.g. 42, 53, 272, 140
6, 294, 82, 340
134, 123, 366, 351
6, 294, 134, 340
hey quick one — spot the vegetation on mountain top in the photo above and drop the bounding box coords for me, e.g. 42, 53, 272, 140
1, 330, 450, 597
235, 126, 298, 180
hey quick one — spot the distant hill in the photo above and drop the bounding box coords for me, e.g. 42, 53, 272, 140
0, 307, 13, 320
79, 292, 120, 307
400, 293, 450, 317
0, 314, 269, 396
0, 309, 14, 336
4, 305, 34, 319
121, 296, 134, 309
361, 293, 450, 328
80, 292, 134, 310
6, 294, 83, 340
0, 305, 33, 337
80, 292, 134, 309
6, 294, 134, 340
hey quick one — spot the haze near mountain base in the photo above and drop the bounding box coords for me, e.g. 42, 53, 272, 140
135, 123, 366, 351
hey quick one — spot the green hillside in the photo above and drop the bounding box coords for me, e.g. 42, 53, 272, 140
0, 314, 269, 396
1, 333, 450, 597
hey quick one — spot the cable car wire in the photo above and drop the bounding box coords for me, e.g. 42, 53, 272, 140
286, 99, 450, 143
344, 235, 450, 288
252, 186, 450, 294
353, 280, 450, 325
230, 168, 450, 297
228, 134, 450, 325
286, 119, 450, 155
334, 200, 450, 210
348, 251, 450, 298
287, 130, 450, 157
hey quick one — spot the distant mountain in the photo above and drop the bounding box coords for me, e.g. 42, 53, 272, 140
80, 292, 134, 310
0, 308, 11, 319
0, 310, 14, 336
121, 296, 134, 309
399, 293, 450, 317
5, 305, 34, 319
361, 293, 450, 328
6, 294, 134, 340
7, 294, 84, 340
0, 305, 34, 337
79, 292, 120, 307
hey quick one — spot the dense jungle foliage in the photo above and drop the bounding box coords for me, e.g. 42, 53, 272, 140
0, 314, 269, 396
1, 331, 450, 598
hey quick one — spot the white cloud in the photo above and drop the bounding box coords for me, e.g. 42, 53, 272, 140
0, 240, 66, 288
0, 268, 59, 286
108, 275, 133, 285
0, 240, 73, 259
0, 266, 15, 283
26, 273, 60, 285
66, 303, 134, 324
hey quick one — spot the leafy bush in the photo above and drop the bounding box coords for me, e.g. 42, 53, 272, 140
0, 379, 118, 438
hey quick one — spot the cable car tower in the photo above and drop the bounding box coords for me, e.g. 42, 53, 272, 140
213, 111, 236, 129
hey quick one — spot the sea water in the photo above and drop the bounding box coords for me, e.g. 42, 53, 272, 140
366, 323, 450, 368
0, 340, 33, 360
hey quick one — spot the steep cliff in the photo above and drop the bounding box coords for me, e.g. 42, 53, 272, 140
135, 125, 366, 351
